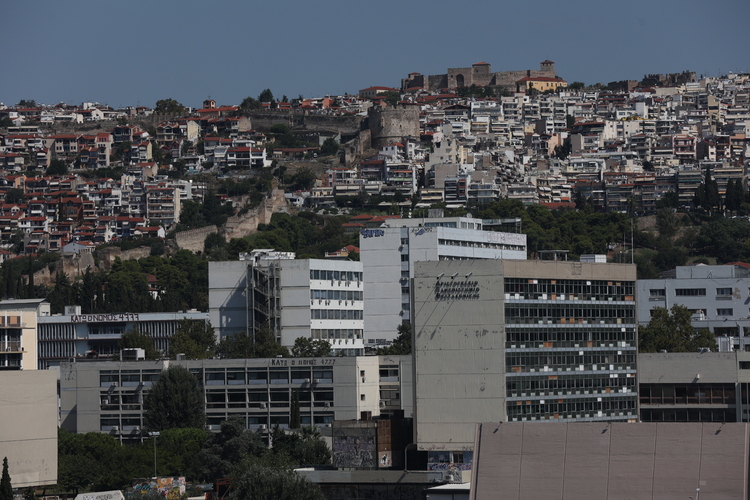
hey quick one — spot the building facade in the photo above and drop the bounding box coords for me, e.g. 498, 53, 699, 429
37, 307, 209, 369
59, 355, 412, 442
412, 258, 638, 472
209, 250, 365, 355
0, 299, 50, 370
637, 264, 750, 351
360, 216, 526, 345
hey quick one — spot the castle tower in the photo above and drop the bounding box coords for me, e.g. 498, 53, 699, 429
540, 60, 556, 76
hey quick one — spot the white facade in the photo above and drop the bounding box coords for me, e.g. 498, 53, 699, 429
637, 264, 750, 351
209, 251, 365, 355
359, 217, 526, 345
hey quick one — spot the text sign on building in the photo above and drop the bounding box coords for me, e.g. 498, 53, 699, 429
434, 280, 480, 300
71, 313, 140, 323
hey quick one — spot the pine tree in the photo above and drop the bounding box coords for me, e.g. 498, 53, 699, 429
290, 390, 301, 429
1, 457, 13, 500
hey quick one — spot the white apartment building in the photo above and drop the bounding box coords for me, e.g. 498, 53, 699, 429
359, 215, 526, 345
209, 250, 365, 355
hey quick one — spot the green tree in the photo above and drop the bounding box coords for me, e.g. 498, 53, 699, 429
16, 100, 36, 108
157, 428, 209, 481
258, 89, 274, 103
170, 319, 217, 359
288, 167, 317, 191
199, 416, 268, 482
143, 365, 205, 431
119, 327, 159, 360
639, 305, 717, 353
254, 324, 289, 358
319, 137, 339, 156
4, 188, 25, 205
567, 82, 585, 90
46, 159, 68, 176
291, 338, 331, 357
217, 331, 256, 359
270, 426, 330, 467
656, 208, 679, 239
239, 96, 261, 112
0, 457, 11, 500
154, 98, 187, 115
229, 467, 325, 500
378, 324, 411, 355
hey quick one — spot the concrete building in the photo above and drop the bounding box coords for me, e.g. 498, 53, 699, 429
638, 351, 750, 423
0, 370, 57, 487
359, 216, 526, 345
37, 307, 209, 369
412, 258, 638, 471
59, 355, 412, 442
209, 250, 365, 355
637, 264, 750, 351
470, 421, 749, 500
0, 298, 50, 370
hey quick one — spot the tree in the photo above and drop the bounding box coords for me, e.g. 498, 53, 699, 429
288, 167, 317, 191
258, 89, 274, 103
378, 324, 411, 355
5, 188, 24, 205
199, 416, 268, 482
639, 305, 717, 353
154, 98, 187, 115
144, 365, 205, 431
157, 428, 209, 481
217, 331, 256, 359
291, 338, 331, 357
567, 82, 585, 90
319, 137, 339, 156
1, 458, 11, 500
46, 158, 68, 176
119, 327, 159, 360
16, 100, 36, 108
656, 208, 679, 239
170, 319, 217, 359
230, 467, 325, 500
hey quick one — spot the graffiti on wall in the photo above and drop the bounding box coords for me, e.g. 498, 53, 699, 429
332, 426, 377, 468
131, 477, 186, 500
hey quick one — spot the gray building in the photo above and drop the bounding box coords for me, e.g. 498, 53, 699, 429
37, 307, 209, 369
209, 250, 365, 355
637, 264, 750, 351
639, 351, 750, 423
0, 370, 57, 487
360, 216, 526, 345
60, 355, 412, 441
412, 258, 638, 472
470, 421, 749, 500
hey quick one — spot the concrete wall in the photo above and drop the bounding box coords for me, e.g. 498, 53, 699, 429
0, 370, 57, 487
245, 111, 365, 136
208, 260, 249, 338
471, 422, 749, 500
413, 260, 507, 452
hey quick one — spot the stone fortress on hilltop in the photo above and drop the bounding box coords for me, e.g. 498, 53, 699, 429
401, 60, 558, 92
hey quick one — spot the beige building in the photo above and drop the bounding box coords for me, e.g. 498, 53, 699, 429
0, 370, 58, 487
0, 299, 50, 370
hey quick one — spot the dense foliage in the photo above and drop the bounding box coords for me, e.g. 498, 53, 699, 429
143, 365, 205, 431
639, 305, 717, 353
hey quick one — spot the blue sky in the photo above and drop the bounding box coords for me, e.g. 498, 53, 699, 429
1, 0, 748, 109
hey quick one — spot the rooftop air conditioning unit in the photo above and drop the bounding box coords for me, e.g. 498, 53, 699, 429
111, 426, 119, 432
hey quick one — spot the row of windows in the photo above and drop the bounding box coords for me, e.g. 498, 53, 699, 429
506, 327, 635, 344
311, 309, 363, 320
100, 369, 161, 386
309, 270, 362, 282
311, 329, 363, 340
437, 238, 524, 251
507, 353, 636, 370
205, 388, 334, 408
508, 375, 635, 393
505, 305, 635, 322
507, 396, 636, 418
310, 289, 363, 301
641, 408, 735, 423
652, 288, 734, 297
207, 413, 334, 426
505, 278, 635, 299
639, 384, 736, 405
200, 367, 334, 385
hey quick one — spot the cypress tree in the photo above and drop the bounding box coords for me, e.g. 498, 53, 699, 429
1, 457, 13, 500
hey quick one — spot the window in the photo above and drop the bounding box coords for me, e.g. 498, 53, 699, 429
717, 288, 732, 296
649, 289, 666, 297
676, 288, 706, 296
717, 308, 733, 316
400, 254, 409, 262
360, 394, 366, 401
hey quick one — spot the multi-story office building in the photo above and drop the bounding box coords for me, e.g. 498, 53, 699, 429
360, 215, 526, 345
59, 355, 412, 442
37, 307, 209, 369
412, 258, 637, 471
209, 250, 365, 355
637, 264, 750, 351
0, 299, 50, 370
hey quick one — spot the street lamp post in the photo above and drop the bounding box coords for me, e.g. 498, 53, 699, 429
148, 431, 160, 478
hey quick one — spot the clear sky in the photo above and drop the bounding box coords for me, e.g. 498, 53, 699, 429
2, 0, 748, 109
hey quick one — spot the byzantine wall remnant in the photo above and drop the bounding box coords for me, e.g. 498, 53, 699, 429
402, 60, 557, 92
367, 107, 420, 149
